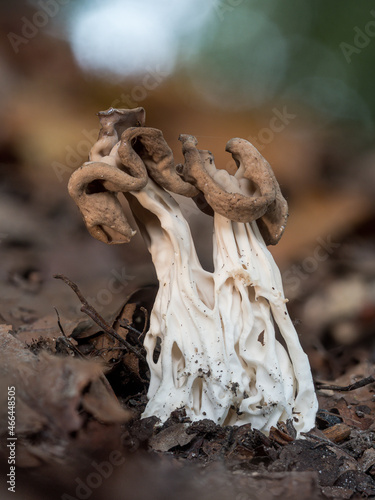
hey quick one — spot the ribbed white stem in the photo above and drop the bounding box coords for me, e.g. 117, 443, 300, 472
131, 178, 317, 434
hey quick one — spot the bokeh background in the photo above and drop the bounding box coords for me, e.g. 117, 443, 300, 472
1, 0, 374, 379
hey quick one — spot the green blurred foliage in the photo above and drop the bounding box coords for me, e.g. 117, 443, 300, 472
181, 0, 375, 137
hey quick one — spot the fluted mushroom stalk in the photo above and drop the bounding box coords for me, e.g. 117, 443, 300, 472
67, 108, 318, 435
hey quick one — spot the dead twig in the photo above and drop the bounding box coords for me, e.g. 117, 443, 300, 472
315, 375, 375, 392
54, 306, 85, 357
54, 307, 65, 336
119, 305, 149, 346
54, 304, 119, 395
119, 320, 143, 339
139, 306, 148, 342
54, 274, 146, 362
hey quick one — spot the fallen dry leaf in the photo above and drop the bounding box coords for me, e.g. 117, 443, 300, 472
0, 326, 131, 467
149, 423, 195, 452
322, 423, 351, 443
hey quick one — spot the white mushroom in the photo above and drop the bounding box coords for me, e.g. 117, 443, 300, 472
68, 108, 318, 435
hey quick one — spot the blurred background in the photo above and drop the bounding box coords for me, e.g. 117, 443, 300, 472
0, 0, 374, 379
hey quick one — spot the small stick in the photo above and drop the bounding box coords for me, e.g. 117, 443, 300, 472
58, 336, 85, 358
120, 320, 143, 338
120, 305, 149, 345
315, 375, 375, 392
54, 306, 85, 357
54, 274, 145, 361
139, 306, 148, 342
54, 307, 66, 336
